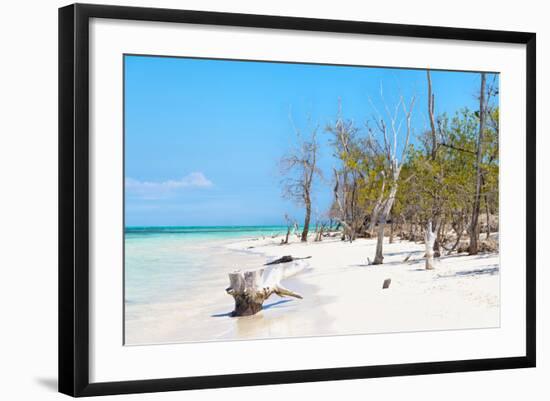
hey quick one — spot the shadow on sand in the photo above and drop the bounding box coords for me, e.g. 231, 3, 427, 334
211, 299, 294, 318
437, 265, 499, 278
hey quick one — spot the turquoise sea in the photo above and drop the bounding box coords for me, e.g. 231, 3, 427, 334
125, 225, 289, 240
124, 226, 288, 307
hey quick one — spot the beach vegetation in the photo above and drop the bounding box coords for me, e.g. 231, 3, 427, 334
281, 71, 499, 265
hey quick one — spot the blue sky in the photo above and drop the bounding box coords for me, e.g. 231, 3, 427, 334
124, 55, 496, 227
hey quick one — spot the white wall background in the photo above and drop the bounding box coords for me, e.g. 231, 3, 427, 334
0, 0, 545, 399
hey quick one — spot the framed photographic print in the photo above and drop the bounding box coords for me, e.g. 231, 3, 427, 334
58, 3, 536, 397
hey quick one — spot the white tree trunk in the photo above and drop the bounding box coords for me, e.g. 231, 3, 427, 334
425, 221, 436, 270
373, 183, 398, 265
368, 200, 383, 234
226, 260, 306, 316
373, 222, 385, 264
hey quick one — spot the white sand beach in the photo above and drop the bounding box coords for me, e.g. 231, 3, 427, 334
125, 233, 499, 345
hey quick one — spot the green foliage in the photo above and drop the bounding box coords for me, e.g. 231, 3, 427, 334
397, 107, 499, 228
324, 94, 499, 239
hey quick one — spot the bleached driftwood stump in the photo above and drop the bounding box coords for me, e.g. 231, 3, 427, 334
226, 256, 308, 316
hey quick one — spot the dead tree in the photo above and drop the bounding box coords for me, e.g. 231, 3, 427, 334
427, 70, 438, 160
293, 221, 300, 238
280, 119, 320, 242
282, 213, 292, 244
469, 73, 487, 255
326, 113, 365, 242
368, 173, 386, 236
315, 223, 327, 241
332, 168, 355, 241
369, 91, 416, 265
226, 258, 307, 316
426, 70, 443, 257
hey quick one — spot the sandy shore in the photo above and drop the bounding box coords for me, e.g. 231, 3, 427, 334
125, 233, 499, 345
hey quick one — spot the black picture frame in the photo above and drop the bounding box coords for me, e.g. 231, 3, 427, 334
59, 3, 536, 397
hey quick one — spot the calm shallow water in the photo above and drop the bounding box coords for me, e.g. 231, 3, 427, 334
124, 226, 290, 343
124, 226, 287, 307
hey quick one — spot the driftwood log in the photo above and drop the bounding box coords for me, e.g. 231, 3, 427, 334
226, 256, 308, 316
265, 255, 311, 265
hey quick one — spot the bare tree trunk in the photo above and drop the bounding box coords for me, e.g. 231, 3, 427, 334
469, 73, 486, 255
373, 184, 398, 265
373, 220, 386, 265
368, 179, 386, 235
427, 70, 437, 159
332, 169, 356, 243
434, 218, 444, 258
433, 238, 441, 258
449, 228, 463, 255
427, 70, 443, 257
283, 226, 290, 244
369, 92, 415, 265
485, 195, 491, 239
425, 221, 436, 270
316, 224, 325, 241
389, 220, 394, 244
280, 123, 319, 245
368, 202, 381, 235
313, 220, 319, 240
301, 199, 311, 242
282, 214, 291, 244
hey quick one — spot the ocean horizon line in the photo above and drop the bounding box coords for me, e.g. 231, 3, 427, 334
124, 225, 301, 238
125, 224, 291, 229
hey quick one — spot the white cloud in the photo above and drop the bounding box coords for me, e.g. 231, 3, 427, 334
126, 172, 213, 199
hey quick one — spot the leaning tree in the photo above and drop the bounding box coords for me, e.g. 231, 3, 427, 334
367, 91, 416, 265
